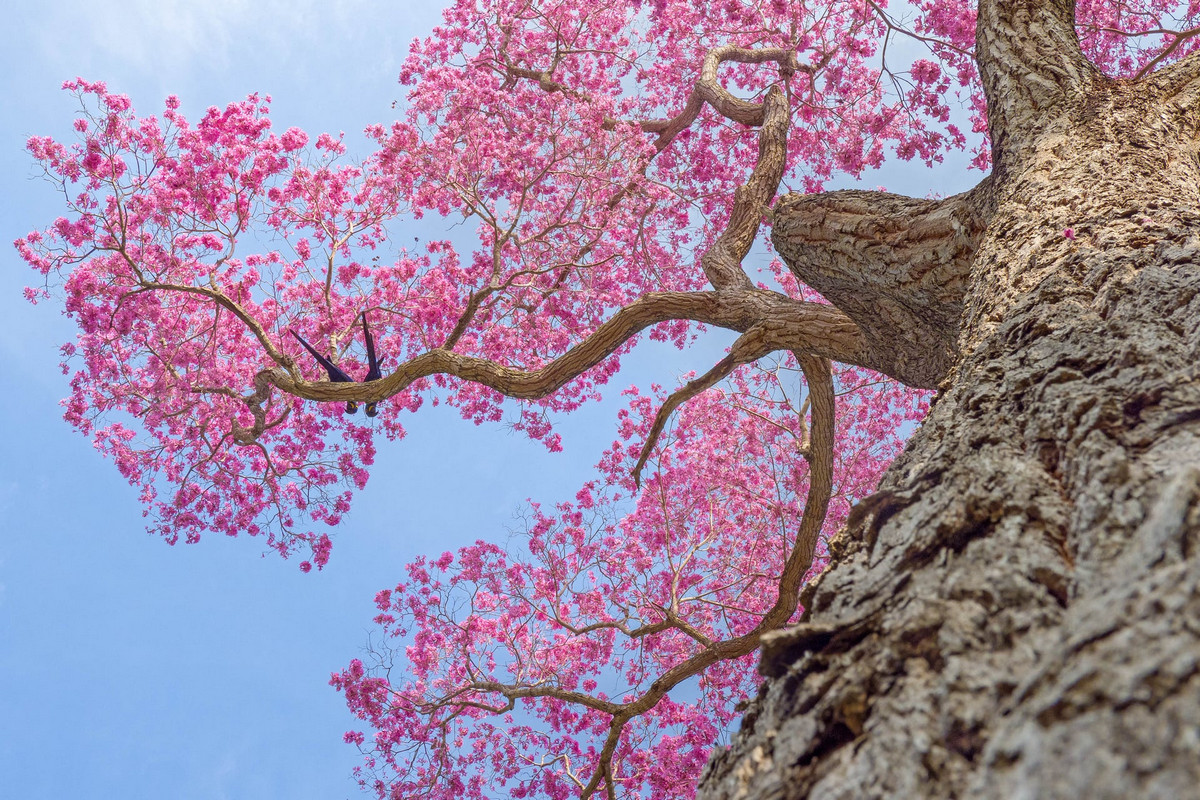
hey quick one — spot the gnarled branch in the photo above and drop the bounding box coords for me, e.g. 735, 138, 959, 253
771, 181, 996, 388
699, 84, 789, 290
575, 352, 835, 799
261, 288, 871, 408
506, 44, 818, 147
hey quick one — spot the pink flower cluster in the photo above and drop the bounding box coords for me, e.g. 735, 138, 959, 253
332, 360, 928, 798
18, 1, 1200, 797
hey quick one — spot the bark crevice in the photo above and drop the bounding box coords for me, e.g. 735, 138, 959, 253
975, 0, 1101, 173
770, 181, 995, 389
698, 11, 1200, 798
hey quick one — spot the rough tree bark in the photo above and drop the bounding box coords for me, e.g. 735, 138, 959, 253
699, 1, 1200, 798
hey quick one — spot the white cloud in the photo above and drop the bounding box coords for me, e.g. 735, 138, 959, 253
29, 0, 393, 85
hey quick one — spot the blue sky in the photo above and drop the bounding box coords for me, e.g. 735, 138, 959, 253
0, 3, 976, 798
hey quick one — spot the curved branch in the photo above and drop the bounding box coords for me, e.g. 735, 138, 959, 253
262, 288, 873, 410
226, 369, 289, 445
132, 281, 294, 370
693, 46, 801, 127
577, 355, 836, 799
700, 84, 790, 290
632, 327, 775, 487
786, 354, 834, 576
508, 44, 816, 144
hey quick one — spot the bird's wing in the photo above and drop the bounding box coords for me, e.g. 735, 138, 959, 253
361, 313, 382, 382
290, 330, 355, 383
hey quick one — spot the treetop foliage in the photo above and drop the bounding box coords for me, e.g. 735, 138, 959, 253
18, 0, 1200, 796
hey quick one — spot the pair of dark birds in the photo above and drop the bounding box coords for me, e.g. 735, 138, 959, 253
291, 314, 383, 417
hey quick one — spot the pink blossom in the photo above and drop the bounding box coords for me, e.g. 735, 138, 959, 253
19, 2, 1198, 797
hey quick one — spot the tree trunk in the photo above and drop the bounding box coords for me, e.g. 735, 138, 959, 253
698, 3, 1200, 798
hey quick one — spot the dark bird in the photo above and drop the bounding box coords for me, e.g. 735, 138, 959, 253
290, 329, 359, 414
360, 313, 383, 417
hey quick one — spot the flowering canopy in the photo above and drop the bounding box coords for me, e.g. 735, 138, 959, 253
18, 0, 1200, 797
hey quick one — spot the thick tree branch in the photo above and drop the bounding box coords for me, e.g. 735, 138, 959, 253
975, 0, 1102, 170
700, 85, 789, 290
1150, 49, 1200, 118
771, 180, 996, 388
262, 288, 872, 412
784, 354, 834, 576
